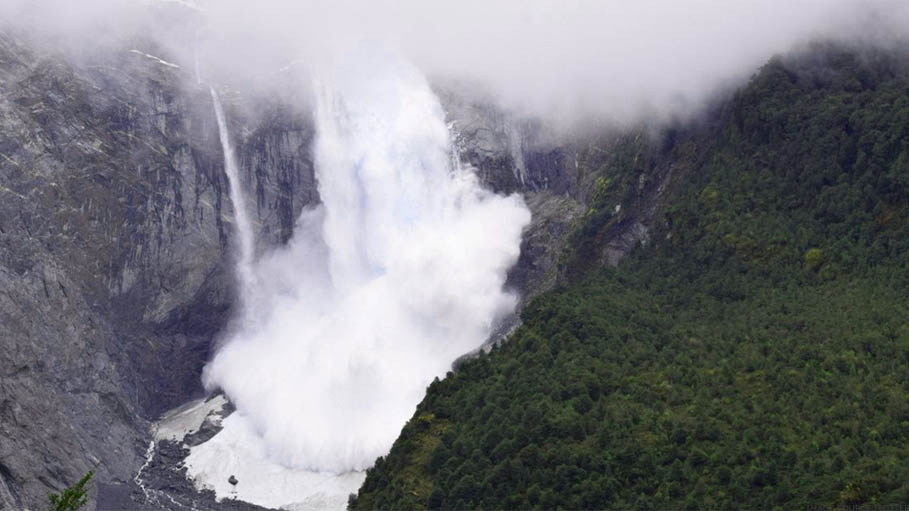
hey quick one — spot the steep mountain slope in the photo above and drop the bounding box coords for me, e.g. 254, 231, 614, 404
4, 21, 904, 511
0, 33, 317, 509
351, 44, 909, 510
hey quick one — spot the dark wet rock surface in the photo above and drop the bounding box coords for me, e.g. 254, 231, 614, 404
0, 32, 312, 509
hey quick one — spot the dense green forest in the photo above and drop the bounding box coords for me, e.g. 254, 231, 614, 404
351, 45, 909, 510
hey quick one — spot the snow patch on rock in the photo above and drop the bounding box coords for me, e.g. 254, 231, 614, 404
155, 394, 228, 442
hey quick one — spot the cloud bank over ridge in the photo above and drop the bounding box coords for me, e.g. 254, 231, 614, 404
3, 0, 908, 125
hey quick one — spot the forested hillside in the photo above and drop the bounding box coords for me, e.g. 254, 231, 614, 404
351, 44, 909, 510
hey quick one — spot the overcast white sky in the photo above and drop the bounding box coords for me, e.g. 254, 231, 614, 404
2, 0, 908, 124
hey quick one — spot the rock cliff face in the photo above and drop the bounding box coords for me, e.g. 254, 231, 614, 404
442, 87, 672, 305
0, 33, 656, 510
0, 33, 316, 509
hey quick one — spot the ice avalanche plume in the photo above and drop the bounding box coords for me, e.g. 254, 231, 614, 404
202, 50, 530, 474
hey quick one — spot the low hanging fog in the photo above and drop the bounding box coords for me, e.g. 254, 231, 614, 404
4, 0, 908, 125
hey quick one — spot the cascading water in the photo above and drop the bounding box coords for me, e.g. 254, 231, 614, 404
187, 50, 530, 509
209, 87, 256, 298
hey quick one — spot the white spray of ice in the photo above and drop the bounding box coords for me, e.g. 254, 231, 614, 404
202, 49, 530, 474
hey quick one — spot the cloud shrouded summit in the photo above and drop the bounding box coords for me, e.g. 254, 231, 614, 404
4, 0, 908, 125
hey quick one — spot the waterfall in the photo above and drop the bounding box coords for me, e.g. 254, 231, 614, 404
209, 87, 256, 298
198, 49, 530, 483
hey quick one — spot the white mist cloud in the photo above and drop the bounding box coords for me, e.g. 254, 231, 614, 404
189, 0, 909, 125
5, 0, 908, 124
201, 47, 530, 472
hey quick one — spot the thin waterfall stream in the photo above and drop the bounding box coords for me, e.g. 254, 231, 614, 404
210, 87, 256, 300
